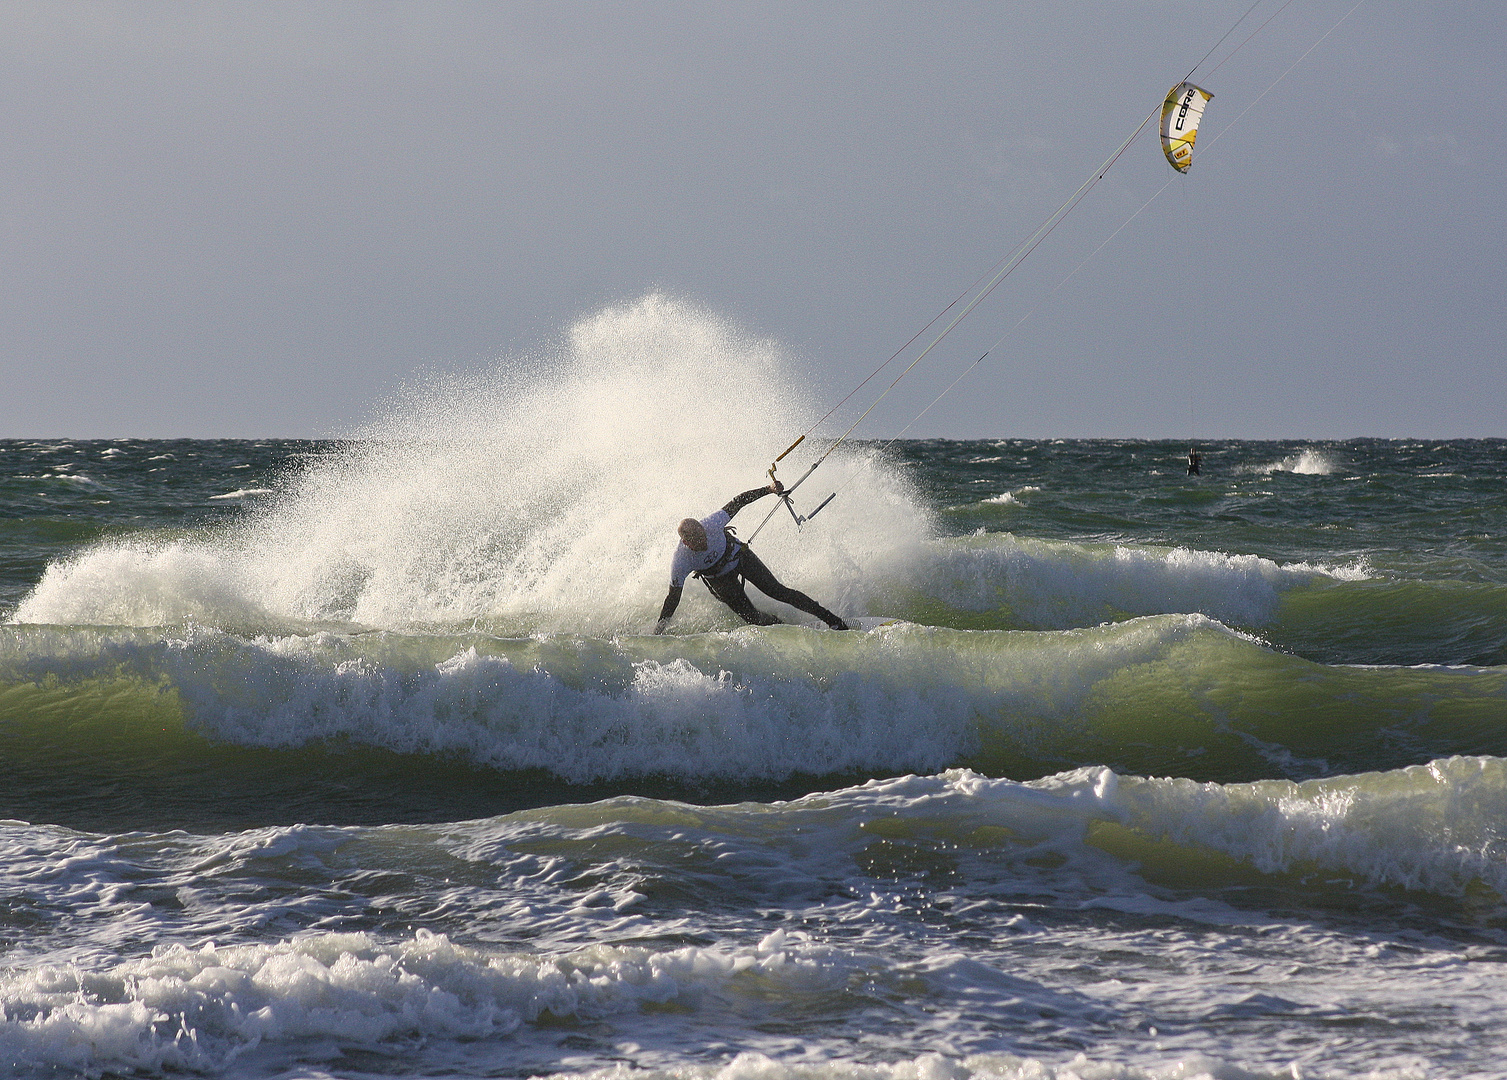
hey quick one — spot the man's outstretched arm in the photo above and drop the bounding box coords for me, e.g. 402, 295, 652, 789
721, 481, 782, 520
653, 585, 683, 634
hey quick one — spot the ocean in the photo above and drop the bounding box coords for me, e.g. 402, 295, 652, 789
3, 301, 1506, 1079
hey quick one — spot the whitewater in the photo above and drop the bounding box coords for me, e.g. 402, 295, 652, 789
4, 296, 1507, 1079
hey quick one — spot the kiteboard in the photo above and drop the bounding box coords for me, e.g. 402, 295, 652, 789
848, 616, 906, 632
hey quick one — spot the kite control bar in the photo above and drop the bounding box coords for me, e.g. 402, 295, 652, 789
746, 436, 838, 544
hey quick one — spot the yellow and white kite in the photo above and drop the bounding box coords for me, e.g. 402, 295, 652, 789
1160, 82, 1214, 172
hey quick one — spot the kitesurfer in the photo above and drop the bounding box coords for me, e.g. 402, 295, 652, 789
1188, 448, 1201, 475
654, 481, 849, 633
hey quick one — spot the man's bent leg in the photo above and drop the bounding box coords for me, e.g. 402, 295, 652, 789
703, 572, 780, 625
736, 551, 848, 630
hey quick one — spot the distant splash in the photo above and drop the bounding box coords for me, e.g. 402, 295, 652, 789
982, 485, 1040, 505
1243, 448, 1339, 476
12, 295, 929, 633
16, 472, 104, 488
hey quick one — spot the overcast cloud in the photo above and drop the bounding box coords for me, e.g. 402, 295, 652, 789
1, 1, 1502, 438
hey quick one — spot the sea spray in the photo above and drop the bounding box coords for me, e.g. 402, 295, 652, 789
14, 296, 931, 633
1240, 448, 1339, 476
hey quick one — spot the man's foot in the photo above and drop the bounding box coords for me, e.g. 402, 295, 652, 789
827, 617, 851, 631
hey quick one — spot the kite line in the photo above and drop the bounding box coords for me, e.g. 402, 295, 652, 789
747, 0, 1360, 542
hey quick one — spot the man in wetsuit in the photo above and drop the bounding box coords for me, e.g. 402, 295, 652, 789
653, 481, 849, 633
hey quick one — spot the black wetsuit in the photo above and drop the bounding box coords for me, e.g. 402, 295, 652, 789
656, 487, 848, 631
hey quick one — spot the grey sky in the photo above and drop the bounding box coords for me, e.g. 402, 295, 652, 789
2, 2, 1502, 438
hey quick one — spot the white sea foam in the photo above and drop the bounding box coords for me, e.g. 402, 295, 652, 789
207, 488, 273, 500
0, 929, 873, 1075
12, 543, 273, 627
10, 512, 1355, 637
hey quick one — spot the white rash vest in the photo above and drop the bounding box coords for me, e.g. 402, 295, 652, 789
668, 510, 742, 587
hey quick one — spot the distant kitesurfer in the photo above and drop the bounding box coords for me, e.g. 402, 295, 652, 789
654, 481, 849, 633
1187, 448, 1201, 475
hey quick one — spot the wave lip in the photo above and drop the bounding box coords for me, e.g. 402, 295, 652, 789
1016, 759, 1499, 900
906, 532, 1363, 630
207, 489, 273, 501
1039, 758, 1507, 900
981, 486, 1040, 506
11, 541, 274, 628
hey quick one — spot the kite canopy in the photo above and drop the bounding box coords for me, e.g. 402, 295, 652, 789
1160, 82, 1214, 172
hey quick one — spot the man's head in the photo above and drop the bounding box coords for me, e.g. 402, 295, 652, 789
678, 518, 708, 551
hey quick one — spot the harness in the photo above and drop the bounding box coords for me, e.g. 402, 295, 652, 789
692, 526, 745, 581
